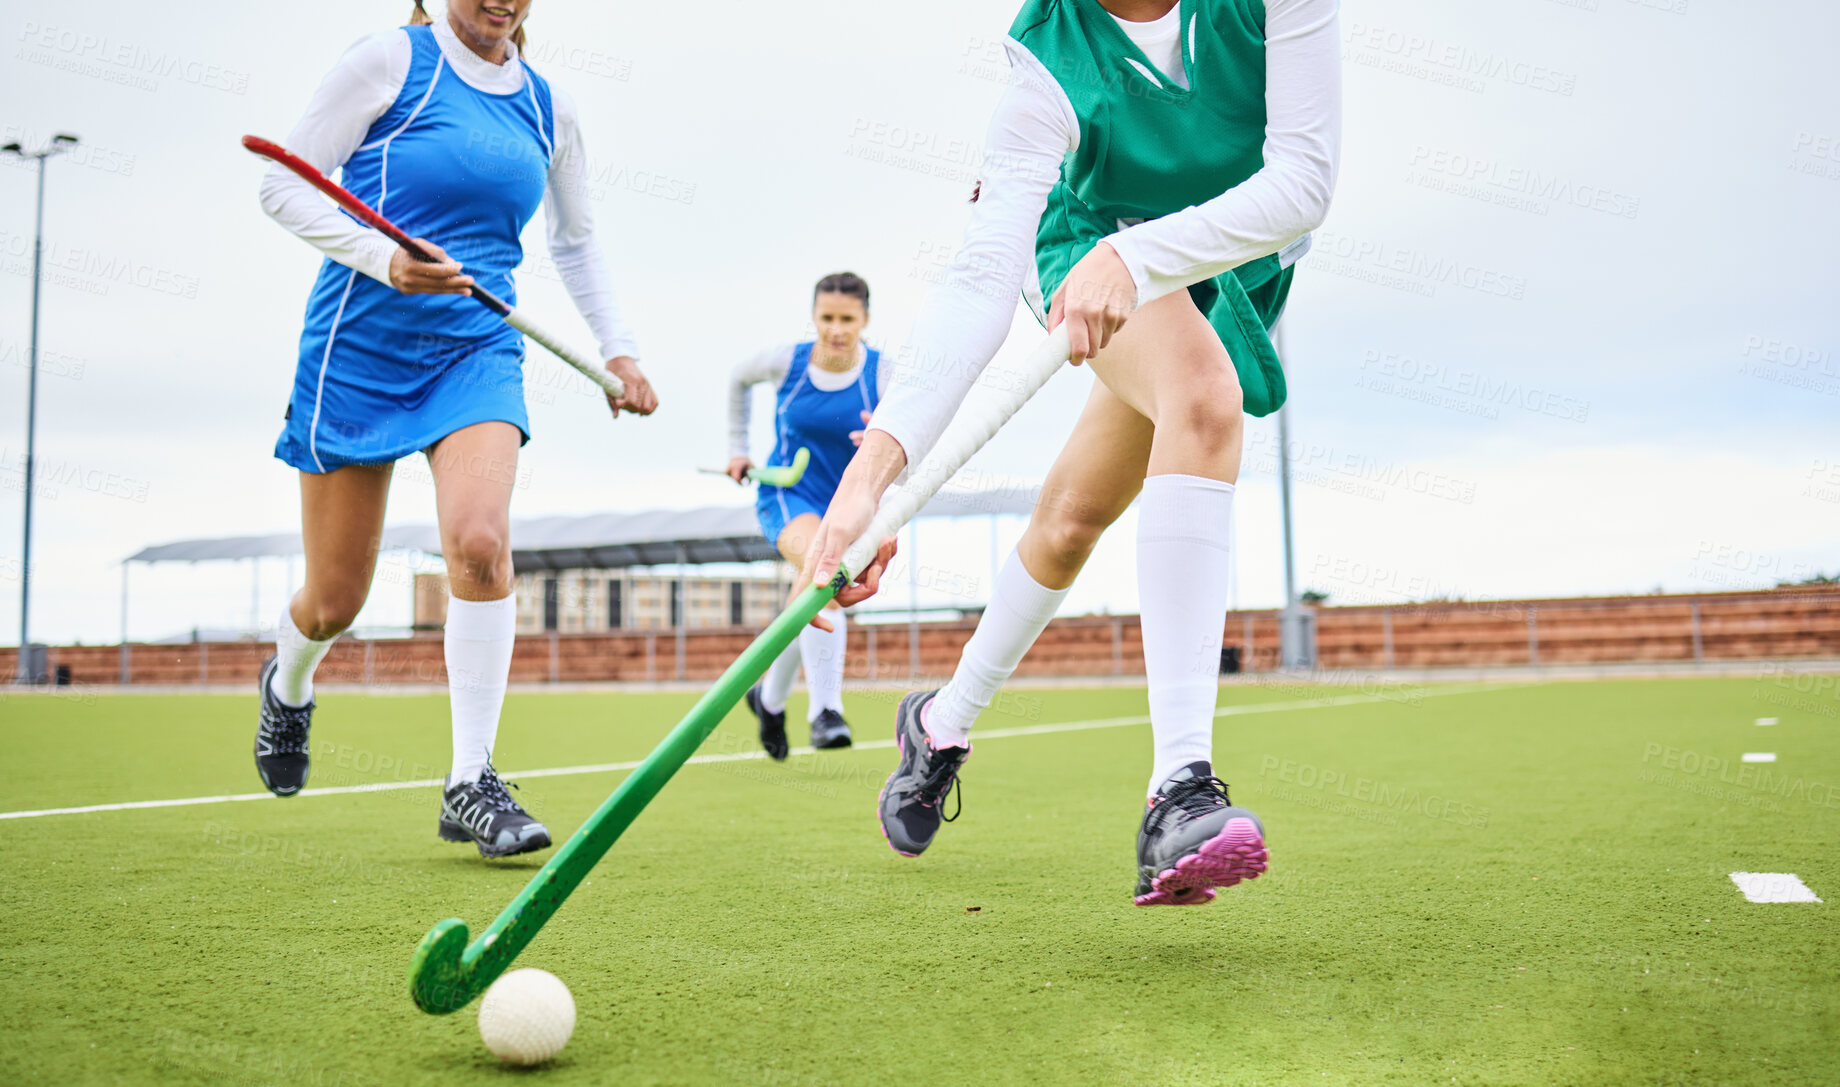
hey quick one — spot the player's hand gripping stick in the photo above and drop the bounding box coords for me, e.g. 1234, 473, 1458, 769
242, 135, 624, 402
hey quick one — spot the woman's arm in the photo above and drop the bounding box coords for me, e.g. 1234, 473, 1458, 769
257, 30, 410, 287
863, 39, 1075, 476
802, 42, 1075, 596
728, 345, 794, 463
544, 86, 643, 364
1101, 0, 1341, 301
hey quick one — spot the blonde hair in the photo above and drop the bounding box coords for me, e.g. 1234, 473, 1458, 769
410, 1, 527, 52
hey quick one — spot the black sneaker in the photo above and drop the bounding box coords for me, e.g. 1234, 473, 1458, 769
254, 655, 313, 797
746, 684, 789, 761
438, 762, 552, 858
878, 691, 968, 857
1134, 761, 1268, 906
811, 708, 853, 750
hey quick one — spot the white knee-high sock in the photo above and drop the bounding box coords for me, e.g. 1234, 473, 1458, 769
800, 610, 847, 720
271, 606, 336, 708
927, 550, 1070, 748
760, 640, 801, 714
445, 594, 516, 783
1138, 474, 1234, 796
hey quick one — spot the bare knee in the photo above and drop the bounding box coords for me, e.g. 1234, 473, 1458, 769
296, 584, 367, 640
1160, 359, 1243, 449
446, 521, 511, 589
1030, 501, 1114, 574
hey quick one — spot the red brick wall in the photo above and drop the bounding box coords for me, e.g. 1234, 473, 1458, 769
6, 586, 1835, 688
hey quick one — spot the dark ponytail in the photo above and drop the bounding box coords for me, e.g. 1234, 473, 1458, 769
409, 2, 529, 52
813, 272, 871, 312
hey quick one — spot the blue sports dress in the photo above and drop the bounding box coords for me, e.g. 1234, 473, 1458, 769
756, 343, 882, 548
275, 24, 554, 473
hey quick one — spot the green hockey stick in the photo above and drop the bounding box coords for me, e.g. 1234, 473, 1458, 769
410, 573, 841, 1013
750, 446, 811, 487
409, 324, 1077, 1014
696, 445, 811, 487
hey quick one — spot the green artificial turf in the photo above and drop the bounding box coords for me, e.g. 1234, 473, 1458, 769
1, 676, 1835, 1085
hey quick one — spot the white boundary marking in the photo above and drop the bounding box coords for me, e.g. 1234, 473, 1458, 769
1741, 752, 1777, 762
1754, 717, 1778, 726
0, 685, 1515, 822
1729, 873, 1823, 903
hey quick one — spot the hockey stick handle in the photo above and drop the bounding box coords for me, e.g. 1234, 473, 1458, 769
500, 307, 625, 399
836, 325, 1071, 580
834, 275, 1184, 579
242, 134, 624, 400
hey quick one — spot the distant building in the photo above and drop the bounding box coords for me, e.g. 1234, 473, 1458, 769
414, 567, 793, 634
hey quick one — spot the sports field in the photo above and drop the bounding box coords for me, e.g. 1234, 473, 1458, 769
3, 676, 1835, 1086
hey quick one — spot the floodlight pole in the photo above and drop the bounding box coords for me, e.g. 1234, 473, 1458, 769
908, 521, 920, 681
674, 544, 688, 681
1277, 403, 1296, 608
119, 561, 131, 685
4, 134, 77, 683
1273, 322, 1314, 671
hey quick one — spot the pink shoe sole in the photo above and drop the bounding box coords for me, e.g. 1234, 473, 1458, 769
1133, 816, 1268, 907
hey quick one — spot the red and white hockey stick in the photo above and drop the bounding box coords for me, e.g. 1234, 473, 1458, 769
242, 134, 624, 400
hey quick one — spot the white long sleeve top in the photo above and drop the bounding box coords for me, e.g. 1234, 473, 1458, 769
869, 0, 1340, 464
258, 17, 641, 361
727, 343, 893, 459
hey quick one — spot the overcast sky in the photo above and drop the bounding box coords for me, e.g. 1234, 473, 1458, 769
1, 0, 1835, 645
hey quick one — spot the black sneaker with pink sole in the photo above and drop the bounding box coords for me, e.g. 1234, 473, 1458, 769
1133, 761, 1268, 906
877, 690, 968, 857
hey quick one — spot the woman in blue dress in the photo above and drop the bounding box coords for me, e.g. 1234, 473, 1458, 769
251, 0, 657, 858
725, 273, 887, 758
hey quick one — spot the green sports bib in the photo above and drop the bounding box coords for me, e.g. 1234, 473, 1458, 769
1012, 0, 1295, 415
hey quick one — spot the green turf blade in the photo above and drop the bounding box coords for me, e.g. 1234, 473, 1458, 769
409, 574, 843, 1014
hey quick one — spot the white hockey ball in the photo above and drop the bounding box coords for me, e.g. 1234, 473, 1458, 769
478, 968, 575, 1065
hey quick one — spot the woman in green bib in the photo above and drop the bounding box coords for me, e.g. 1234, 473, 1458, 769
807, 0, 1339, 906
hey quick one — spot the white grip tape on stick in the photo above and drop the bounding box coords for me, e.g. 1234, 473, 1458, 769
840, 325, 1072, 579
503, 308, 626, 399
835, 274, 1178, 578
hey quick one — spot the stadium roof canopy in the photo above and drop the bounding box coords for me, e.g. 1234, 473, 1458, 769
127, 527, 439, 565
125, 488, 1041, 571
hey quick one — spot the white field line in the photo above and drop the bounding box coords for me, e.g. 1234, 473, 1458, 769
1729, 872, 1823, 903
0, 684, 1517, 821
